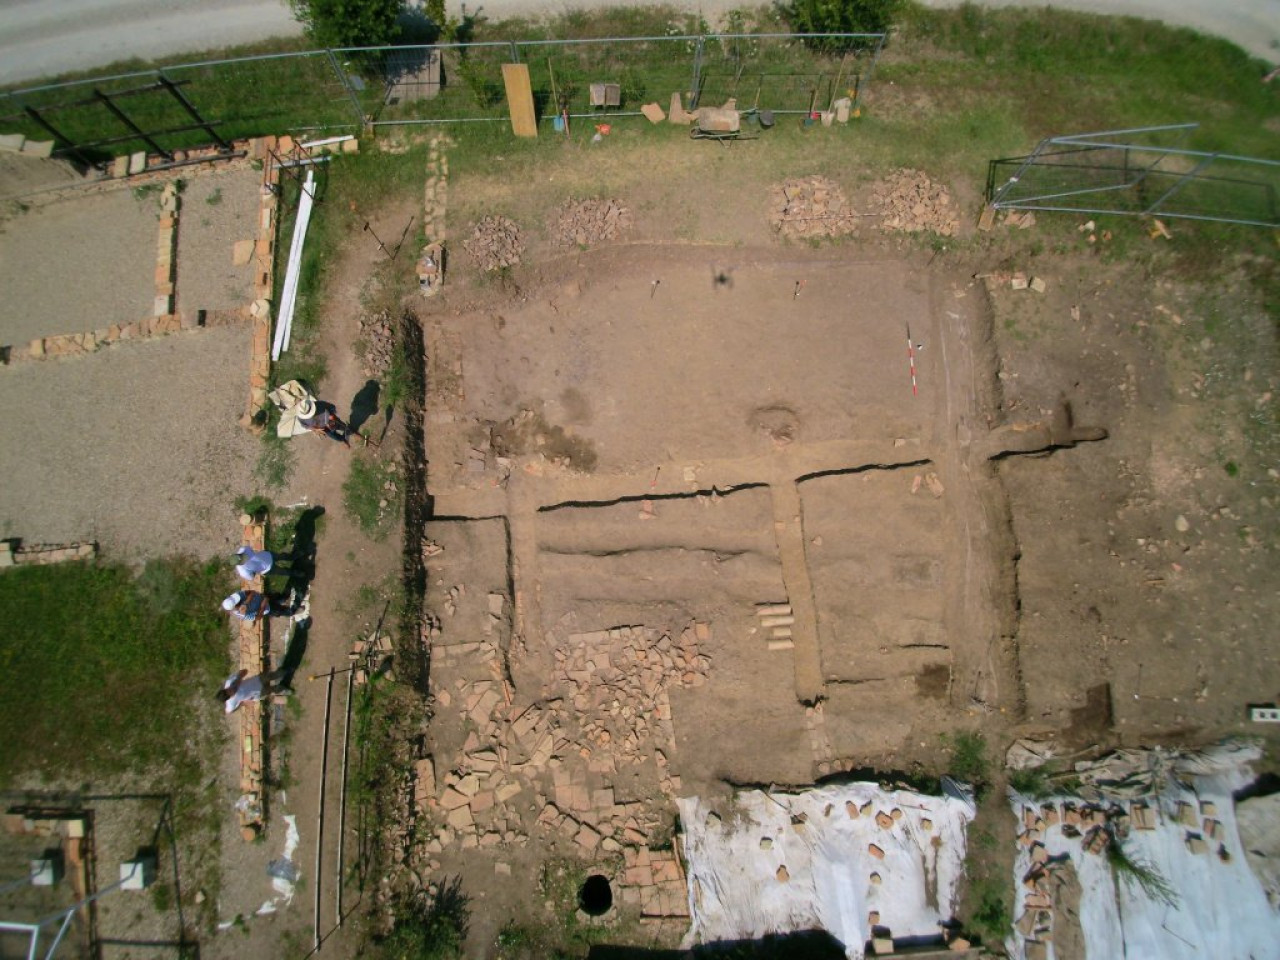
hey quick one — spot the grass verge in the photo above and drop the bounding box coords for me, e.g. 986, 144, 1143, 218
0, 558, 229, 786
343, 453, 403, 540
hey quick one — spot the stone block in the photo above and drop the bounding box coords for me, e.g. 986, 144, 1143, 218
641, 102, 665, 124
232, 239, 254, 266
495, 783, 522, 804
576, 823, 601, 852
439, 788, 469, 810
446, 804, 474, 830
29, 338, 44, 358
128, 152, 147, 175
154, 296, 172, 317
0, 133, 25, 152
20, 139, 54, 159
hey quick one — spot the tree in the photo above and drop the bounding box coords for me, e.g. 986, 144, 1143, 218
776, 0, 900, 48
290, 0, 404, 48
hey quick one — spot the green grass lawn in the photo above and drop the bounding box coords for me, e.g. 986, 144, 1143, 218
0, 558, 230, 787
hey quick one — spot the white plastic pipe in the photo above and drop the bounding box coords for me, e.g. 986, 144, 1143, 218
272, 169, 316, 361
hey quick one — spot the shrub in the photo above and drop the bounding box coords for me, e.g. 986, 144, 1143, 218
776, 0, 900, 49
290, 0, 403, 48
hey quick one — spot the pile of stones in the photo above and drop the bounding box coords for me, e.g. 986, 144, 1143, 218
462, 214, 524, 272
768, 175, 861, 240
872, 168, 961, 236
552, 197, 633, 247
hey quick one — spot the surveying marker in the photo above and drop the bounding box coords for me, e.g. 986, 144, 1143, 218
905, 323, 918, 396
793, 280, 805, 300
650, 279, 661, 299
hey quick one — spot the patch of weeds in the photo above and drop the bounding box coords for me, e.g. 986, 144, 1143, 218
343, 575, 402, 623
943, 730, 990, 797
342, 454, 402, 540
133, 183, 162, 200
496, 923, 535, 952
1008, 767, 1051, 798
536, 859, 617, 954
151, 880, 174, 913
970, 826, 999, 852
1224, 460, 1239, 477
381, 876, 468, 959
234, 494, 272, 517
1107, 838, 1178, 906
206, 187, 223, 205
967, 873, 1011, 946
254, 431, 296, 490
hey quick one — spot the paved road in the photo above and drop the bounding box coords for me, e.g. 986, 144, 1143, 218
0, 0, 301, 86
1, 0, 1276, 87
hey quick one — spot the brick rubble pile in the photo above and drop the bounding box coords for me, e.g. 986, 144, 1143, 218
872, 168, 960, 236
552, 197, 633, 247
415, 591, 711, 919
462, 215, 523, 272
768, 175, 861, 240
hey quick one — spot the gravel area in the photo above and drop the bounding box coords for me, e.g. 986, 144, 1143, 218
0, 326, 259, 562
0, 187, 158, 344
176, 169, 261, 320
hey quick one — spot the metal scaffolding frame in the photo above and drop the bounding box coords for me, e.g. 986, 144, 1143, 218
987, 123, 1280, 228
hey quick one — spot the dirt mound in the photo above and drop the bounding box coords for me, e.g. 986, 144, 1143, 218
491, 408, 597, 472
768, 175, 861, 240
358, 308, 394, 379
872, 169, 960, 236
462, 214, 524, 272
552, 197, 633, 247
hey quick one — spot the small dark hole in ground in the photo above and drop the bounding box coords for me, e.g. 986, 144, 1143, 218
579, 874, 612, 916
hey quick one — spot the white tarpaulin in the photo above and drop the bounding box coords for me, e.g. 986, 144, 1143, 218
679, 781, 976, 958
1008, 739, 1280, 960
267, 379, 315, 438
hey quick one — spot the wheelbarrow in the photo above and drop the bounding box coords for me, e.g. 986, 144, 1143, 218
689, 105, 758, 145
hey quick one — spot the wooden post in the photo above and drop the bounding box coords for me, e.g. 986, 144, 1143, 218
501, 63, 538, 138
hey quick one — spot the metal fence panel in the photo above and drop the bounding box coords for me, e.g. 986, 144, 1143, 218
0, 32, 886, 159
988, 124, 1280, 228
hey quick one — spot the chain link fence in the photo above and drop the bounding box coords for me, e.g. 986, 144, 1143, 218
0, 32, 884, 163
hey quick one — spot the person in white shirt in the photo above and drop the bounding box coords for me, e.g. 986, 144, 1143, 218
217, 669, 288, 713
234, 546, 297, 582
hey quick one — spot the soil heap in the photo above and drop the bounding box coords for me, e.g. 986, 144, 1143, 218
552, 197, 633, 247
358, 308, 394, 379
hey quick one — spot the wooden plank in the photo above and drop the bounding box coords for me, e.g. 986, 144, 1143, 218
502, 63, 538, 138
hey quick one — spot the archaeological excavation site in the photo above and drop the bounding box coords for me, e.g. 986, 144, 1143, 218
2, 6, 1279, 960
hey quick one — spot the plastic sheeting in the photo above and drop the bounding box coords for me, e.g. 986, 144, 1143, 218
1007, 740, 1280, 960
679, 781, 976, 958
267, 379, 315, 438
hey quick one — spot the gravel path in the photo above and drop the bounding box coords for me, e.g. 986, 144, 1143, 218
0, 188, 158, 344
0, 326, 259, 562
176, 169, 261, 320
